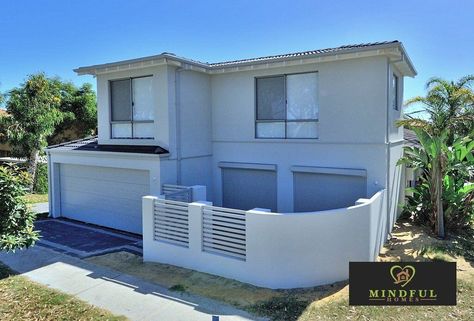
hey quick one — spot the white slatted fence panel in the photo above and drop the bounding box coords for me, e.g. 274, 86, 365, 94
202, 205, 247, 261
154, 198, 189, 247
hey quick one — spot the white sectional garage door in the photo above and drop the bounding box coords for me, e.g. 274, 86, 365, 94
59, 164, 149, 234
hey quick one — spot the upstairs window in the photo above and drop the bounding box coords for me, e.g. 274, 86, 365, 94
392, 73, 399, 110
256, 72, 318, 139
110, 76, 154, 139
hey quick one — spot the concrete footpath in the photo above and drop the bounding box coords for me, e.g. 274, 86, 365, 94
0, 246, 264, 321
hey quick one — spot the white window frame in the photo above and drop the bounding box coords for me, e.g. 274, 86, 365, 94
255, 72, 319, 139
109, 75, 154, 139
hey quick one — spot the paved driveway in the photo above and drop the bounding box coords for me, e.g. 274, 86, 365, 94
35, 219, 142, 258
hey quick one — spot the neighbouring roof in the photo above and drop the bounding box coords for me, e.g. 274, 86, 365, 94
0, 109, 8, 116
46, 136, 169, 155
404, 128, 420, 147
75, 41, 417, 77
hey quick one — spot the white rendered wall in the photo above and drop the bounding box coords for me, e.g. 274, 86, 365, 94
143, 189, 386, 289
388, 142, 405, 226
96, 65, 175, 149
212, 143, 386, 212
210, 57, 389, 211
211, 57, 387, 144
158, 70, 213, 191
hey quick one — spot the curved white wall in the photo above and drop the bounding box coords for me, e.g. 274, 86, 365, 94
143, 189, 387, 289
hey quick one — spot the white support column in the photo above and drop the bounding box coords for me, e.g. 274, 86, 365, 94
47, 153, 53, 216
49, 162, 61, 218
187, 201, 212, 255
142, 196, 157, 261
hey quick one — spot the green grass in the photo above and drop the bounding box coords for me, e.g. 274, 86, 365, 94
0, 263, 126, 321
299, 279, 474, 321
23, 193, 48, 204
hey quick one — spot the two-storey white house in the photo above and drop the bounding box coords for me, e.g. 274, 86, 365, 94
46, 41, 416, 238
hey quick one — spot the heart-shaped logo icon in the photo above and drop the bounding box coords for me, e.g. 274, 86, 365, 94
390, 265, 415, 287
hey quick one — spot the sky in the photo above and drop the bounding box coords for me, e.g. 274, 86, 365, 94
0, 0, 473, 113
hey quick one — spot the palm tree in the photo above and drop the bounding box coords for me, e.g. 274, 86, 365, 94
397, 75, 474, 238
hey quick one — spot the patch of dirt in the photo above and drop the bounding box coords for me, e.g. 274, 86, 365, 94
378, 221, 474, 280
86, 251, 281, 307
378, 221, 440, 262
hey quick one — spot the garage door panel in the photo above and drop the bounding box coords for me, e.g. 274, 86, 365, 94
59, 164, 149, 234
61, 164, 148, 185
61, 193, 142, 212
61, 204, 141, 233
61, 179, 147, 201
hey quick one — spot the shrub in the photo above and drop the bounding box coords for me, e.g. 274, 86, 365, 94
0, 165, 39, 251
400, 137, 474, 232
34, 163, 48, 194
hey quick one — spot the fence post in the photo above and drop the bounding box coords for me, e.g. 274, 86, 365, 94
188, 201, 212, 255
142, 196, 158, 261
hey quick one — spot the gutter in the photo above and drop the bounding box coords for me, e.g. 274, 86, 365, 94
46, 148, 167, 159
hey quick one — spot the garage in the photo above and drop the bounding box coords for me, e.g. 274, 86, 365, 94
292, 166, 367, 212
219, 162, 277, 211
59, 164, 150, 234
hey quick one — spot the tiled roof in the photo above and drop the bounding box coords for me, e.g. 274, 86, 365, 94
209, 41, 399, 67
47, 136, 168, 155
75, 40, 416, 77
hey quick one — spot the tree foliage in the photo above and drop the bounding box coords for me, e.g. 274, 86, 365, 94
398, 75, 474, 139
0, 73, 64, 189
0, 165, 39, 251
397, 75, 474, 237
1, 73, 63, 156
399, 133, 474, 231
48, 81, 97, 145
0, 73, 97, 190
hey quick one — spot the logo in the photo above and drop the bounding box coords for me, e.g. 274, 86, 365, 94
390, 265, 415, 287
349, 262, 456, 306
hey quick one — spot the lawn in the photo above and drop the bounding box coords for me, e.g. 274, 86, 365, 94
88, 221, 474, 321
23, 193, 48, 204
0, 263, 126, 321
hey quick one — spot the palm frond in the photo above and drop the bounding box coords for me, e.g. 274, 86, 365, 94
396, 118, 431, 130
456, 75, 474, 88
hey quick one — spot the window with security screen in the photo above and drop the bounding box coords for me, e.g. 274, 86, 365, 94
110, 76, 154, 139
255, 72, 319, 139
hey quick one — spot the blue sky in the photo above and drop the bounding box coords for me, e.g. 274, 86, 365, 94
1, 0, 472, 112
